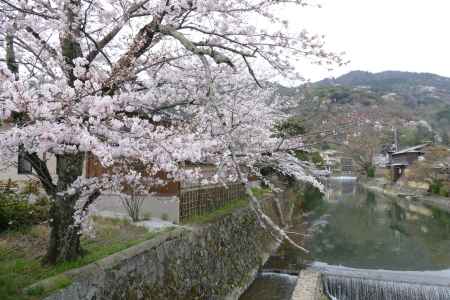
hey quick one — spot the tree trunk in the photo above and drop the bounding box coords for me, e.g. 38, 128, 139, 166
44, 153, 85, 264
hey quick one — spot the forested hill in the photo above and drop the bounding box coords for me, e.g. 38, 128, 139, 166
317, 70, 450, 105
277, 70, 450, 147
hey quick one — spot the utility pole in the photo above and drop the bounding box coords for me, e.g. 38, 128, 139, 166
394, 127, 399, 152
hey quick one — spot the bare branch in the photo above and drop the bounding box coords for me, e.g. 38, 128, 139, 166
82, 29, 113, 66
24, 26, 58, 59
243, 56, 262, 88
13, 36, 57, 78
160, 25, 235, 69
0, 0, 59, 20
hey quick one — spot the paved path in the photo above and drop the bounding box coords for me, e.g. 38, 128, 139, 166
291, 269, 323, 300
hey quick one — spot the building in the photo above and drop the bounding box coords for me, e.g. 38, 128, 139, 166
0, 125, 58, 185
387, 144, 429, 182
341, 157, 354, 174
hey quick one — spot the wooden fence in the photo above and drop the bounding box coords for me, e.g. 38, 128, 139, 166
0, 179, 19, 192
179, 182, 246, 223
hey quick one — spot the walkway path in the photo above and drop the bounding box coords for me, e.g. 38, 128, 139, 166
363, 180, 450, 213
291, 269, 323, 300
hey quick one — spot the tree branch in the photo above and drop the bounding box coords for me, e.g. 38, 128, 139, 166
0, 0, 59, 20
102, 15, 162, 95
243, 56, 262, 88
82, 29, 112, 66
160, 25, 235, 69
24, 152, 57, 196
60, 0, 83, 86
24, 26, 58, 59
5, 29, 19, 78
85, 0, 153, 63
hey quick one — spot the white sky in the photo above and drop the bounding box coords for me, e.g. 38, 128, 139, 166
280, 0, 450, 81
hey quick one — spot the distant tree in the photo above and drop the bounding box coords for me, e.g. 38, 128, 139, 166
442, 132, 449, 146
274, 116, 306, 140
407, 146, 450, 194
114, 171, 148, 222
340, 126, 388, 176
399, 124, 434, 147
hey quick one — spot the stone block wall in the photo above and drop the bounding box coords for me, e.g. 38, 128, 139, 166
43, 204, 281, 300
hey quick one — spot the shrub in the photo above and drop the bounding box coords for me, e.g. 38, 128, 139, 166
250, 186, 271, 199
430, 180, 443, 195
0, 192, 49, 232
310, 152, 324, 166
439, 185, 449, 198
142, 212, 152, 220
294, 150, 309, 162
161, 213, 169, 221
367, 166, 376, 178
301, 184, 325, 212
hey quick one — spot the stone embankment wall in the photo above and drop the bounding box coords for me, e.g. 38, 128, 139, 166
41, 196, 285, 300
362, 179, 450, 213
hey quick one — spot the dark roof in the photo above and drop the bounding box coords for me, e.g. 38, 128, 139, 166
392, 144, 429, 156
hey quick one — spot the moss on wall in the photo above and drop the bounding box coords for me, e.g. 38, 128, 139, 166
43, 193, 292, 300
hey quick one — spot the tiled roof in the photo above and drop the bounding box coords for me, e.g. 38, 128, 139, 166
392, 144, 429, 156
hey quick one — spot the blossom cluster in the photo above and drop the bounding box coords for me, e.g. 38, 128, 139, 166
0, 0, 338, 215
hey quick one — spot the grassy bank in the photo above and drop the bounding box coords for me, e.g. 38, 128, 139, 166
0, 217, 172, 300
184, 187, 272, 225
185, 197, 250, 224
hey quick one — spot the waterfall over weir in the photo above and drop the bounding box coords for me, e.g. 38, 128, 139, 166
312, 263, 450, 300
323, 274, 450, 300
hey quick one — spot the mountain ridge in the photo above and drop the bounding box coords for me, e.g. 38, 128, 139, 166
275, 70, 450, 146
317, 70, 450, 95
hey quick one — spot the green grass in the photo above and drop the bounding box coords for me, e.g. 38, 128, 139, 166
0, 218, 172, 300
184, 187, 271, 225
25, 274, 72, 297
185, 197, 249, 224
250, 186, 271, 199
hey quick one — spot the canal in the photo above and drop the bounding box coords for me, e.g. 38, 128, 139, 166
240, 178, 450, 299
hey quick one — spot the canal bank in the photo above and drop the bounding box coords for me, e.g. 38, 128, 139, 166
32, 184, 298, 300
362, 178, 450, 213
241, 178, 450, 299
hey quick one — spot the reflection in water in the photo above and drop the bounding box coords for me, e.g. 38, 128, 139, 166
239, 272, 297, 300
308, 180, 450, 270
240, 180, 450, 299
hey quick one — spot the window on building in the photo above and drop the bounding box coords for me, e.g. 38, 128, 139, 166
18, 147, 32, 174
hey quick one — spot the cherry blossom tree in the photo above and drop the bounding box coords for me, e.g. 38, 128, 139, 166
0, 0, 343, 263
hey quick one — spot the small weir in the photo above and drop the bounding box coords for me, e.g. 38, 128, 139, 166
314, 264, 450, 300
323, 274, 450, 300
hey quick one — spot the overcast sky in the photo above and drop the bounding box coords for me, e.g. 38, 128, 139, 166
281, 0, 450, 81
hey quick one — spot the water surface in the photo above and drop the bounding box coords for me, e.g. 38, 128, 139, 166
239, 272, 297, 300
240, 179, 450, 299
308, 180, 450, 270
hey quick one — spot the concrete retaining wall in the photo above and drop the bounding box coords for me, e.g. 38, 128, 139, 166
291, 270, 325, 300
